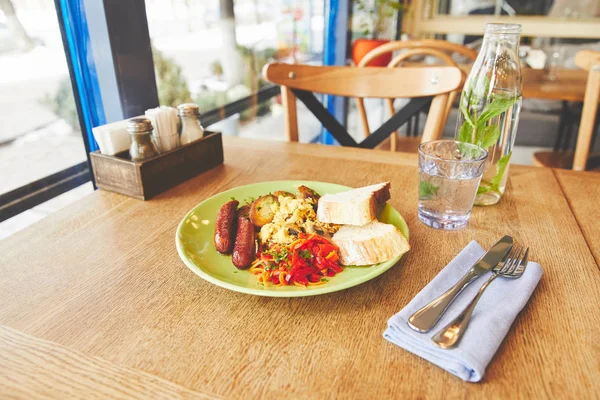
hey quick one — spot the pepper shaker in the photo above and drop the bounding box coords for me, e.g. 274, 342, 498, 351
178, 103, 205, 145
127, 117, 160, 161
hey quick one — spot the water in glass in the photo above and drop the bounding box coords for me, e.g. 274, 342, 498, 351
418, 141, 488, 230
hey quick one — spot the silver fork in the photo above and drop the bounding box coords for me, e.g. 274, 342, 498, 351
431, 246, 529, 349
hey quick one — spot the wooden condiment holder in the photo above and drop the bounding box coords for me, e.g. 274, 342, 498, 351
90, 131, 223, 200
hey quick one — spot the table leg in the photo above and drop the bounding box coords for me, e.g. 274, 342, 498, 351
554, 101, 569, 151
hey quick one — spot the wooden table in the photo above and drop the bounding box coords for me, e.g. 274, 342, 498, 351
521, 68, 588, 102
457, 65, 588, 102
555, 170, 600, 266
1, 137, 599, 399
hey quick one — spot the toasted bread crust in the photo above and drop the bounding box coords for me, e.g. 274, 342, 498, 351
317, 182, 391, 226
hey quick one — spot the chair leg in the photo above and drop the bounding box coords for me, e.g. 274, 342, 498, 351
563, 119, 575, 151
414, 113, 420, 137
590, 108, 600, 150
390, 132, 397, 151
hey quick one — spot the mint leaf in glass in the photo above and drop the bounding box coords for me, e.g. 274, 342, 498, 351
458, 122, 474, 143
459, 102, 476, 128
478, 97, 517, 125
476, 125, 500, 150
491, 152, 512, 190
419, 181, 439, 199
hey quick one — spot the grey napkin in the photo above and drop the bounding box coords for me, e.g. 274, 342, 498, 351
384, 241, 543, 382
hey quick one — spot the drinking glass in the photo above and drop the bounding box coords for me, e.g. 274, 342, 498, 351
418, 140, 488, 230
545, 45, 565, 82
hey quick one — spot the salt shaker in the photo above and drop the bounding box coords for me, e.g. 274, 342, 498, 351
127, 117, 160, 161
178, 103, 205, 145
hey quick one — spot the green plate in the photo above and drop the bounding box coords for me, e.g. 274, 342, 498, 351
176, 181, 409, 297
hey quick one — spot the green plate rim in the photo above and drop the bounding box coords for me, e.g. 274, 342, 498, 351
175, 180, 410, 297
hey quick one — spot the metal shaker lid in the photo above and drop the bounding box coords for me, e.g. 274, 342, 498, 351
177, 103, 200, 116
126, 117, 153, 134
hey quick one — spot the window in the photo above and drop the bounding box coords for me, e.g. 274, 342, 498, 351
0, 0, 87, 195
144, 0, 326, 143
0, 0, 331, 236
0, 0, 93, 233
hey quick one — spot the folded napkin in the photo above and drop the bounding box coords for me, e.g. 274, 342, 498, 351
384, 241, 543, 382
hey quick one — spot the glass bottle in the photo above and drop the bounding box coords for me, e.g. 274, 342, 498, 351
454, 23, 523, 206
127, 117, 160, 161
178, 103, 205, 145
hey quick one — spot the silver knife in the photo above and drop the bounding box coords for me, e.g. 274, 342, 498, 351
407, 235, 513, 333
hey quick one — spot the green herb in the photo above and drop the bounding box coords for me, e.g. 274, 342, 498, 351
476, 125, 500, 150
230, 196, 236, 201
419, 181, 439, 200
320, 278, 329, 282
457, 120, 473, 143
267, 247, 289, 263
458, 95, 517, 151
477, 183, 492, 195
233, 271, 238, 273
300, 249, 312, 259
478, 98, 517, 125
257, 206, 262, 211
477, 152, 512, 195
467, 75, 490, 108
243, 196, 256, 205
457, 88, 519, 196
460, 103, 476, 128
491, 152, 511, 189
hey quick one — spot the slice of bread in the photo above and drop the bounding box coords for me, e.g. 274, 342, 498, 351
332, 220, 410, 266
317, 182, 391, 226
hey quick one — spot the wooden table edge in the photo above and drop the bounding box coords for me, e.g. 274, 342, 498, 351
552, 168, 600, 270
0, 324, 223, 399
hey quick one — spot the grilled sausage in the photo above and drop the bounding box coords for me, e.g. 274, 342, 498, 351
232, 209, 256, 269
214, 200, 239, 254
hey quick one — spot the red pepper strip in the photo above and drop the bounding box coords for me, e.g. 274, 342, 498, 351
330, 264, 343, 273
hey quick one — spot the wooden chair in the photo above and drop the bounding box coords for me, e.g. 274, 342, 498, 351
356, 40, 477, 151
533, 50, 600, 171
262, 63, 464, 148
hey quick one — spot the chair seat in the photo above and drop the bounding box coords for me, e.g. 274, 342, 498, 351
376, 135, 423, 153
533, 151, 600, 171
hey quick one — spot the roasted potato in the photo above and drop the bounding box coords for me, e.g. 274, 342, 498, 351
273, 190, 295, 199
296, 185, 320, 202
249, 195, 279, 227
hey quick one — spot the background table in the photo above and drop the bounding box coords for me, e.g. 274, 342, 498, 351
1, 137, 599, 399
457, 65, 588, 102
521, 68, 588, 102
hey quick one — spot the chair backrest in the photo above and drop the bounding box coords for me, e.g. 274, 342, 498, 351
263, 63, 463, 145
358, 39, 478, 67
573, 50, 600, 171
356, 40, 475, 150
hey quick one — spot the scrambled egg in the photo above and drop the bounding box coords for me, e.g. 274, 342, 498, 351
259, 195, 338, 245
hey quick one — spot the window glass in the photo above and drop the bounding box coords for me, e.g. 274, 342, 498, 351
0, 0, 85, 196
144, 0, 325, 142
437, 0, 600, 18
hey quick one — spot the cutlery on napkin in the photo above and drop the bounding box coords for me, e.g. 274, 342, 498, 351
384, 241, 543, 382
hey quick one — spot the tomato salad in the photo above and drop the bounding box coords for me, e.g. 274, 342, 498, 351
249, 233, 343, 286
